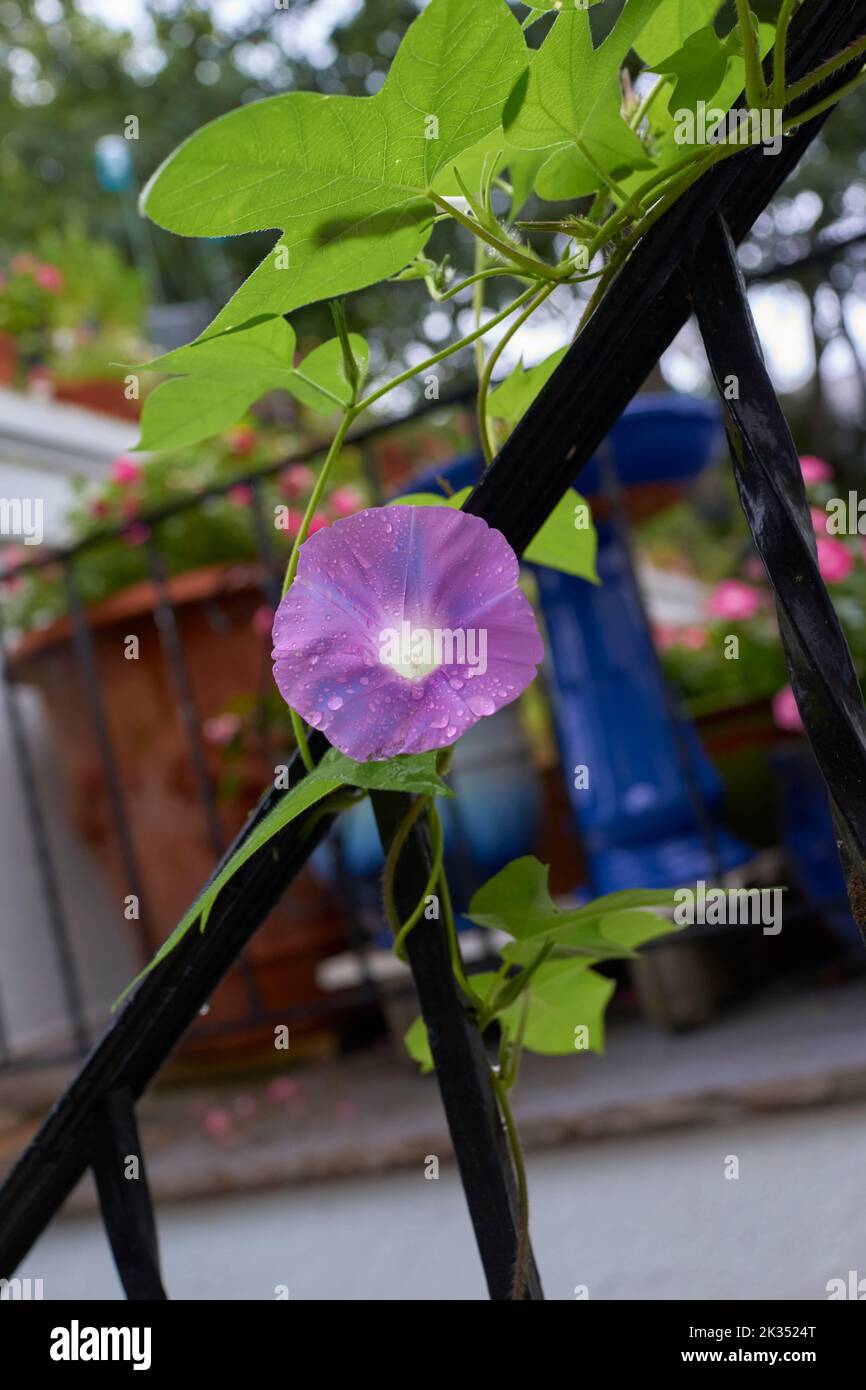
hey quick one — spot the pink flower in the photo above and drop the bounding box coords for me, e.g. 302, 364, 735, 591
743, 555, 765, 582
252, 604, 275, 638
121, 497, 141, 520
202, 712, 241, 746
799, 455, 832, 485
329, 485, 365, 518
203, 1108, 232, 1138
706, 580, 761, 621
653, 623, 680, 651
679, 625, 709, 650
816, 535, 853, 584
0, 547, 25, 593
267, 1077, 300, 1103
307, 511, 328, 535
772, 685, 804, 734
272, 506, 544, 761
227, 426, 257, 456
34, 263, 64, 294
810, 506, 829, 535
229, 483, 254, 508
279, 465, 315, 499
122, 522, 150, 547
111, 456, 141, 486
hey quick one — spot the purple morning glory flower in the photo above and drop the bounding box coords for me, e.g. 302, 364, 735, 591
272, 506, 544, 761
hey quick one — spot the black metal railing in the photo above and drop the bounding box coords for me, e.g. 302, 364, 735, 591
1, 0, 865, 1302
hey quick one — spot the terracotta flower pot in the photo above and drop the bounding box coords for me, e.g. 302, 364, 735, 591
0, 333, 18, 386
52, 378, 141, 421
7, 563, 356, 1060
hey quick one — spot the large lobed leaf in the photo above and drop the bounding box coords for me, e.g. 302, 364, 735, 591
141, 0, 527, 331
134, 317, 368, 450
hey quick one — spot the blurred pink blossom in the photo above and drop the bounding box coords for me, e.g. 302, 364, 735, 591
329, 485, 364, 518
227, 426, 257, 456
203, 1108, 232, 1138
799, 455, 832, 485
306, 512, 328, 535
279, 465, 315, 499
810, 506, 829, 535
772, 685, 804, 734
34, 263, 64, 294
111, 456, 141, 486
267, 1077, 300, 1103
122, 522, 150, 547
653, 623, 679, 651
229, 483, 254, 508
816, 535, 853, 583
202, 712, 241, 746
679, 625, 709, 650
706, 580, 761, 621
252, 604, 275, 638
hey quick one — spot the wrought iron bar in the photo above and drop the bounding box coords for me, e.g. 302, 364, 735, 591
688, 214, 866, 939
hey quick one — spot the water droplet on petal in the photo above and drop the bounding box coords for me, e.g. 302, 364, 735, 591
467, 694, 496, 717
327, 695, 344, 711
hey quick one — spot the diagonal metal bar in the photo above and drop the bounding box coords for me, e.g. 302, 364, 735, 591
687, 215, 866, 940
91, 1086, 167, 1301
371, 793, 543, 1300
1, 0, 864, 1288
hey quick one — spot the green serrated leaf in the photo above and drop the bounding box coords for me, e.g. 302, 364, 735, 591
504, 1, 659, 199
142, 0, 527, 331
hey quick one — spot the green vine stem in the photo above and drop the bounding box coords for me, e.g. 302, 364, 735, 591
772, 0, 800, 108
477, 279, 557, 465
736, 0, 768, 109
491, 1065, 531, 1300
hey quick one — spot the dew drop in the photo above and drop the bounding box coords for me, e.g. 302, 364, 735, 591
467, 694, 496, 716
327, 695, 344, 711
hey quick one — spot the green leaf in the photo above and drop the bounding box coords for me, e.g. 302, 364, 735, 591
404, 1015, 435, 1074
634, 0, 721, 67
652, 26, 739, 114
327, 748, 453, 798
599, 908, 678, 951
142, 0, 528, 331
494, 958, 615, 1056
468, 855, 676, 941
288, 333, 369, 414
488, 348, 567, 425
504, 1, 659, 199
134, 319, 369, 447
389, 488, 472, 510
524, 489, 598, 582
135, 316, 299, 450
